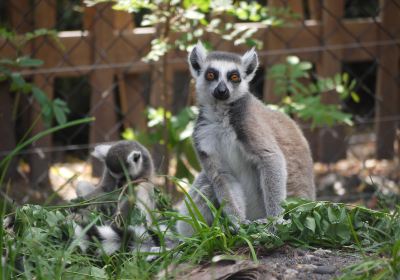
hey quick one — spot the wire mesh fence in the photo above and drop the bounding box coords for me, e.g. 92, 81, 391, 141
0, 0, 399, 202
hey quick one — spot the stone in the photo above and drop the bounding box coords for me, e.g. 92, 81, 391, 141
313, 265, 336, 274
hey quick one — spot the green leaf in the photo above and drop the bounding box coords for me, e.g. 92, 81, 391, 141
305, 216, 316, 233
313, 210, 322, 231
0, 58, 16, 66
298, 61, 312, 71
328, 207, 337, 223
184, 9, 205, 20
351, 92, 360, 103
336, 223, 350, 242
122, 128, 136, 140
10, 72, 25, 90
32, 86, 49, 105
184, 0, 210, 11
53, 103, 67, 125
90, 266, 107, 278
16, 57, 44, 68
292, 215, 305, 231
286, 56, 300, 65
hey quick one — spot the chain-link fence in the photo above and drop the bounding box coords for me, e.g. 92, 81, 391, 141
0, 0, 399, 202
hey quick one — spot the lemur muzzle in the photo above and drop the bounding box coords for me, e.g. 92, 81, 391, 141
213, 81, 229, 100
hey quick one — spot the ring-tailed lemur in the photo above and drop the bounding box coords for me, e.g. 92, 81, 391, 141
73, 140, 161, 255
177, 42, 315, 236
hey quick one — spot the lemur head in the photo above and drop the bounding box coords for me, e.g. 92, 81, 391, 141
92, 140, 153, 180
188, 41, 259, 105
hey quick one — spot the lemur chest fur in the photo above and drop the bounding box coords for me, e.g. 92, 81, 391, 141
195, 107, 264, 219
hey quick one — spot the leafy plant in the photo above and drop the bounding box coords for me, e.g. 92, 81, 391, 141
268, 56, 359, 128
86, 0, 295, 61
242, 199, 400, 279
0, 117, 94, 279
0, 28, 69, 127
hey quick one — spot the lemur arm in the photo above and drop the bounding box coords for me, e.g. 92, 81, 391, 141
199, 152, 246, 222
177, 172, 216, 237
134, 181, 155, 226
257, 150, 287, 217
112, 181, 155, 228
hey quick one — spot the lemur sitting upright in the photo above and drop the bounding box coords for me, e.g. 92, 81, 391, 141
177, 42, 315, 236
74, 140, 159, 254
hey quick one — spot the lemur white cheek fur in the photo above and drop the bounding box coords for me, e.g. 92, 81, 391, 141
177, 42, 315, 237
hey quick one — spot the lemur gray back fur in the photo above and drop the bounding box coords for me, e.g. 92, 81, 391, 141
177, 42, 315, 237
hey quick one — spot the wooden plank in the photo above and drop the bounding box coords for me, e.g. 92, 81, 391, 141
317, 0, 347, 163
117, 72, 130, 129
119, 73, 148, 130
8, 0, 32, 33
375, 0, 400, 159
0, 20, 384, 77
149, 53, 174, 176
114, 10, 134, 30
0, 83, 18, 180
288, 0, 304, 19
172, 70, 191, 114
113, 9, 146, 133
87, 3, 119, 176
308, 0, 322, 20
3, 1, 33, 181
268, 0, 303, 19
264, 0, 289, 103
29, 0, 57, 186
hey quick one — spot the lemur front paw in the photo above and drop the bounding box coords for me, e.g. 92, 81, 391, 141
227, 215, 251, 234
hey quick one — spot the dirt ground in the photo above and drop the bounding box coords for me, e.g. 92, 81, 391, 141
258, 246, 360, 280
162, 246, 361, 280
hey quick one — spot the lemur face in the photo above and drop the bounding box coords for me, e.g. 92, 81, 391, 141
92, 141, 145, 180
188, 41, 259, 105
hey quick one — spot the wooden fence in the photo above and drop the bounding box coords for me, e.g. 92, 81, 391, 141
0, 0, 399, 184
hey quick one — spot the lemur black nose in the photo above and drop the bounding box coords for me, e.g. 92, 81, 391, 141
213, 82, 229, 100
133, 152, 141, 162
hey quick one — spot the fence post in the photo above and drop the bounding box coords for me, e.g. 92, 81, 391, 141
375, 0, 400, 159
0, 1, 34, 180
86, 4, 119, 176
264, 0, 293, 104
118, 72, 148, 130
308, 0, 322, 20
113, 10, 148, 131
0, 82, 18, 179
317, 0, 347, 163
30, 0, 56, 187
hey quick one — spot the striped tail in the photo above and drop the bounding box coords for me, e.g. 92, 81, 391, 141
73, 223, 168, 257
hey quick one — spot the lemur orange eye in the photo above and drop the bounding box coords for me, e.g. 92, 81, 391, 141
230, 73, 240, 82
206, 72, 215, 81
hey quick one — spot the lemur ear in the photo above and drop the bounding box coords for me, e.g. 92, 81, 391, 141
91, 144, 112, 161
188, 41, 207, 78
241, 47, 259, 81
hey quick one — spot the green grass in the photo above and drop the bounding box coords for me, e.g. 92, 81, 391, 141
2, 194, 399, 279
1, 119, 399, 279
